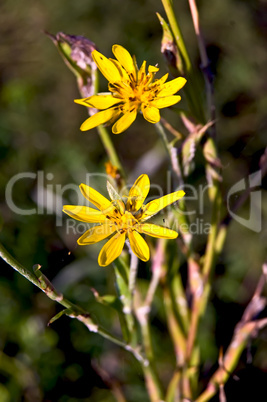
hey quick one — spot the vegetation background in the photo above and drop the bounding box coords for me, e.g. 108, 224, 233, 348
0, 0, 266, 400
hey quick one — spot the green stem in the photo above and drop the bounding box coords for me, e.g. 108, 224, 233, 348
155, 121, 182, 182
155, 121, 193, 252
0, 243, 147, 362
185, 182, 220, 361
139, 317, 164, 401
163, 286, 186, 365
97, 124, 125, 177
160, 0, 205, 122
202, 184, 220, 279
161, 0, 191, 72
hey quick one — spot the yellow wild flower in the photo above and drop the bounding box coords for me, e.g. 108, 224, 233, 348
75, 45, 187, 134
63, 174, 185, 266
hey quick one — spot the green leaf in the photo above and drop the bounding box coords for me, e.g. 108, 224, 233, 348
48, 308, 73, 325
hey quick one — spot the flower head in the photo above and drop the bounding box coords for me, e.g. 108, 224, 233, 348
75, 45, 187, 134
63, 174, 185, 266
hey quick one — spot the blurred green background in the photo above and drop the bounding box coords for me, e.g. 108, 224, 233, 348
0, 0, 267, 401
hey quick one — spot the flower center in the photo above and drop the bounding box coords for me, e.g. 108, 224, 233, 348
109, 73, 158, 109
119, 211, 138, 231
107, 202, 139, 233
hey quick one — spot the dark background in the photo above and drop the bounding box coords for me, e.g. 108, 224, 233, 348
0, 0, 267, 400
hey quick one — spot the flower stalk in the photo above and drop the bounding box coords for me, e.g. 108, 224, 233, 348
160, 0, 205, 123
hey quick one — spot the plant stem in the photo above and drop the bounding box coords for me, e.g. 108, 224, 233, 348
136, 308, 164, 401
188, 0, 215, 135
97, 124, 125, 177
160, 0, 205, 122
0, 243, 147, 362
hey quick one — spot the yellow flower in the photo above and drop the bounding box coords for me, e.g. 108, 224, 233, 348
63, 174, 185, 266
75, 45, 187, 134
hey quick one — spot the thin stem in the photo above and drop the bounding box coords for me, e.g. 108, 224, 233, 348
202, 185, 220, 279
160, 0, 205, 122
0, 243, 148, 363
188, 0, 209, 67
97, 124, 125, 177
136, 308, 164, 401
196, 271, 267, 401
188, 0, 215, 136
144, 238, 165, 308
155, 121, 183, 185
161, 0, 190, 72
163, 286, 186, 365
155, 121, 193, 252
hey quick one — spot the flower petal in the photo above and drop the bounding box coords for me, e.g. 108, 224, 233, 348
80, 107, 121, 131
63, 205, 107, 223
79, 184, 111, 211
109, 58, 129, 81
128, 230, 150, 261
141, 190, 185, 221
112, 108, 137, 134
98, 232, 126, 266
77, 95, 122, 110
127, 174, 150, 212
155, 73, 169, 86
151, 95, 181, 109
77, 223, 116, 245
142, 105, 160, 124
138, 223, 178, 239
148, 65, 159, 74
92, 50, 122, 83
158, 77, 187, 97
112, 45, 137, 80
138, 60, 147, 82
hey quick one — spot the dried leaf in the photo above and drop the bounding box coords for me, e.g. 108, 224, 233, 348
181, 120, 214, 176
203, 137, 223, 182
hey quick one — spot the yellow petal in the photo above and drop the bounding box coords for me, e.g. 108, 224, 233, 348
79, 184, 111, 211
158, 77, 187, 97
74, 97, 92, 106
127, 174, 150, 212
141, 190, 185, 221
80, 107, 121, 131
63, 205, 107, 223
138, 60, 147, 82
138, 223, 178, 239
128, 230, 150, 261
77, 223, 116, 245
109, 58, 129, 81
112, 45, 137, 80
78, 95, 122, 110
142, 105, 160, 124
92, 50, 122, 83
98, 232, 126, 266
148, 65, 159, 74
112, 108, 137, 134
151, 95, 181, 109
155, 73, 169, 86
